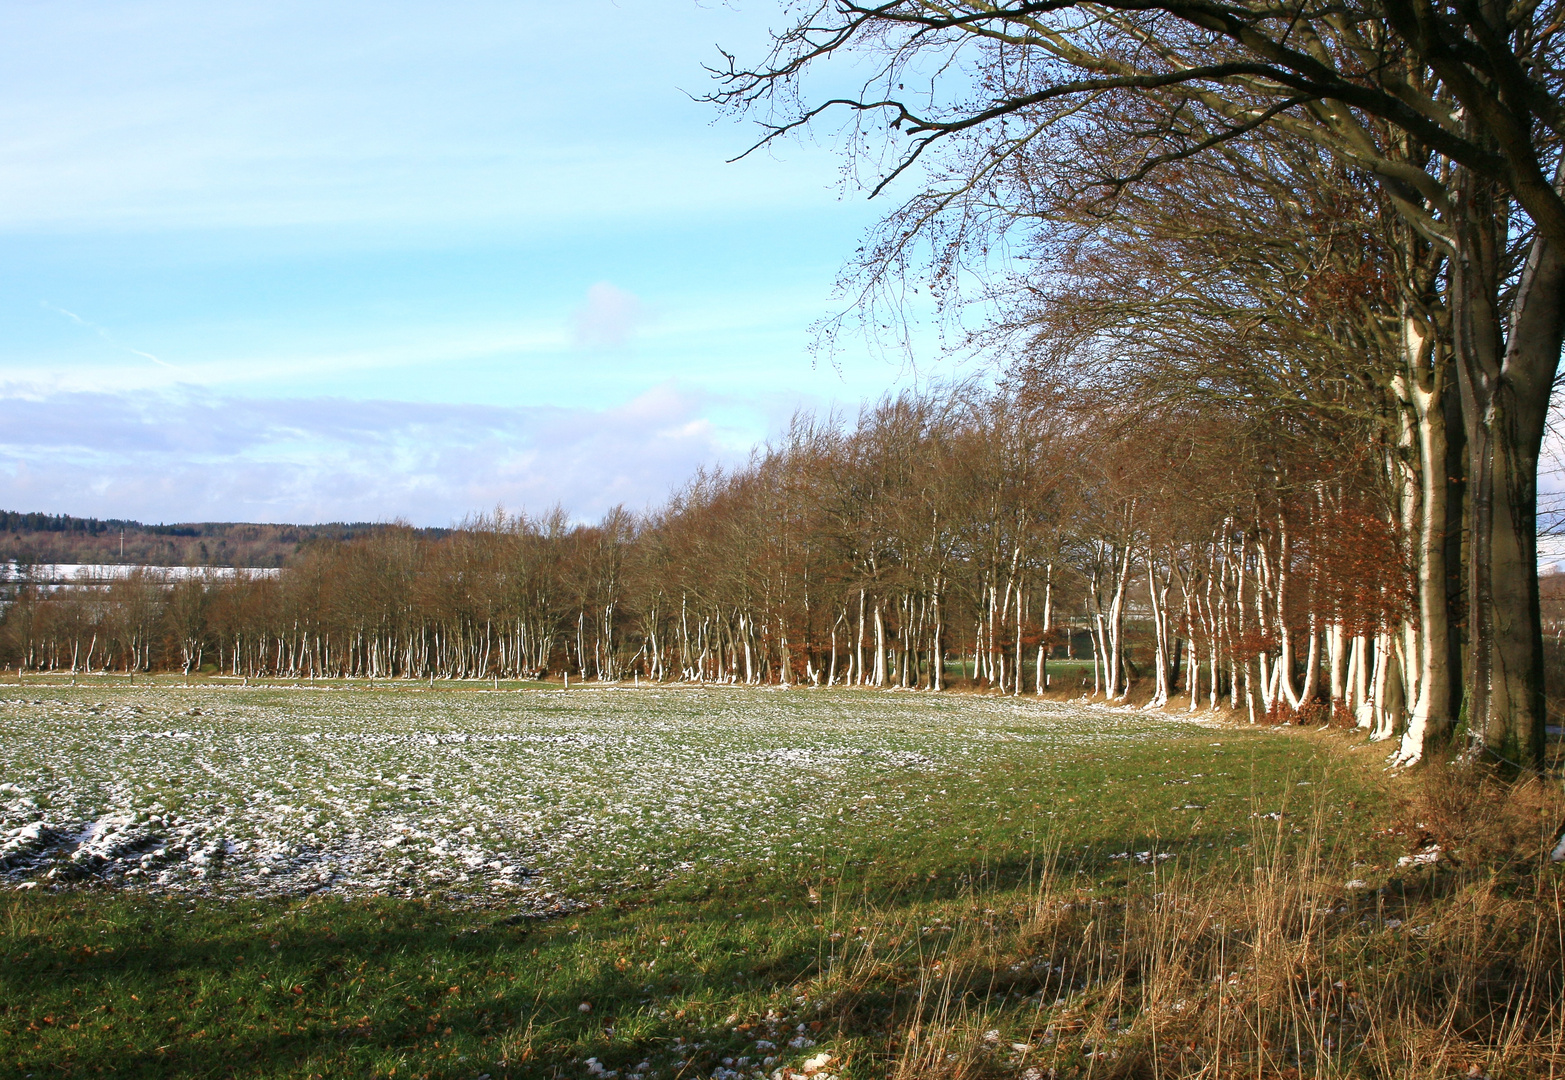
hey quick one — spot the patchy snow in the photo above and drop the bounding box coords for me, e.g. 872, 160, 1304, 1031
0, 686, 1171, 908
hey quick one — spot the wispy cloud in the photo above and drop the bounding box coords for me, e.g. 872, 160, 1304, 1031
40, 302, 176, 368
0, 2, 846, 235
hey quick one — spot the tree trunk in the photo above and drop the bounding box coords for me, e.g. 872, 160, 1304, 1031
872, 602, 887, 687
1272, 521, 1302, 711
1041, 566, 1053, 690
1299, 618, 1321, 708
931, 587, 943, 691
1452, 211, 1563, 769
1106, 544, 1132, 700
855, 590, 866, 686
1370, 630, 1402, 741
828, 613, 840, 687
1014, 582, 1024, 696
1146, 553, 1171, 707
1396, 309, 1456, 764
1328, 621, 1346, 711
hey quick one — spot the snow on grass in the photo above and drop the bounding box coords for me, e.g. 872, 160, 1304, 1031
0, 686, 1173, 906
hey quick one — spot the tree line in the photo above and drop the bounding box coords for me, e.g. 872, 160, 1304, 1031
0, 512, 448, 568
696, 0, 1565, 770
1, 373, 1450, 751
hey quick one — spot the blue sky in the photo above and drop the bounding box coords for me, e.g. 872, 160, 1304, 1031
0, 0, 963, 527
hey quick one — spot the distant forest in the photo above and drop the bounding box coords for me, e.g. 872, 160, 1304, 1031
0, 512, 449, 569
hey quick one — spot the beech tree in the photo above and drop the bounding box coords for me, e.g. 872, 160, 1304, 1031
709, 0, 1564, 766
1001, 122, 1464, 759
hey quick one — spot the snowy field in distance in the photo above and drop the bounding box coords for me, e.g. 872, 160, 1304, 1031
0, 686, 1173, 908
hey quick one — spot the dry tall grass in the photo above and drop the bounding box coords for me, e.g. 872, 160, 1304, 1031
803, 767, 1565, 1079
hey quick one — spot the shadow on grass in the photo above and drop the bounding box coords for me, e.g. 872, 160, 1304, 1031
4, 877, 848, 1079
2, 823, 1336, 1078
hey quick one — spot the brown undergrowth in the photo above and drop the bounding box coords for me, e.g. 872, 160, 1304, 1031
799, 766, 1565, 1079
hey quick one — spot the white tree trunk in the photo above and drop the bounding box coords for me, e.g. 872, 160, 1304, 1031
872, 602, 887, 687
1299, 619, 1321, 708
1146, 552, 1171, 707
1040, 568, 1053, 690
1328, 621, 1347, 711
1107, 545, 1132, 700
1354, 635, 1373, 727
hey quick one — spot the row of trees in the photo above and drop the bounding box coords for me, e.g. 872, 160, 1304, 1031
694, 0, 1565, 769
1, 373, 1444, 753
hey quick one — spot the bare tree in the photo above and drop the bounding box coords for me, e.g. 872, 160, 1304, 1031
710, 0, 1563, 765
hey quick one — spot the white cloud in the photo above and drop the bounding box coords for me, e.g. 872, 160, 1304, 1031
571, 282, 650, 349
0, 383, 737, 525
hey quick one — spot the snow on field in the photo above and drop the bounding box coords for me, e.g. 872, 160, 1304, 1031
0, 687, 1168, 907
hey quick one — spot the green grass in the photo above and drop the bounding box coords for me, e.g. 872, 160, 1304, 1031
940, 659, 1100, 685
0, 692, 1403, 1080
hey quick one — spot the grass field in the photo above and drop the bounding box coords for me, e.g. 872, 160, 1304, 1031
1, 685, 1558, 1079
0, 684, 1238, 903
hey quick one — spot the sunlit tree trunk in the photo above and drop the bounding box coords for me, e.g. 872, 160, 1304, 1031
855, 590, 866, 686
828, 611, 840, 686
872, 602, 887, 687
931, 587, 943, 691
